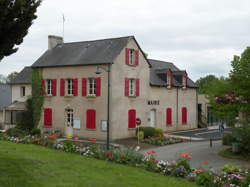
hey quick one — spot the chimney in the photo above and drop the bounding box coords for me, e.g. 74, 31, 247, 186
48, 35, 63, 50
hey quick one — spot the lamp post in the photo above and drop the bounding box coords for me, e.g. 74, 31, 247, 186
95, 64, 111, 150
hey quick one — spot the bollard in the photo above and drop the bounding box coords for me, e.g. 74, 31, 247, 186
210, 138, 212, 147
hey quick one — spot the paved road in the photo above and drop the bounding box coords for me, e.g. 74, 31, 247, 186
143, 140, 249, 170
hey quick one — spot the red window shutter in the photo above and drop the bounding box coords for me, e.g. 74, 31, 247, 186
125, 48, 130, 65
60, 79, 65, 96
124, 78, 129, 96
135, 50, 139, 66
73, 78, 78, 96
82, 78, 87, 96
41, 80, 45, 95
128, 109, 136, 128
44, 108, 52, 127
52, 79, 57, 96
95, 77, 101, 96
136, 79, 140, 96
86, 109, 96, 129
182, 107, 187, 124
166, 108, 172, 125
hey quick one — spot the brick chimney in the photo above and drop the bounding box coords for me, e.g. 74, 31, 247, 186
48, 35, 63, 50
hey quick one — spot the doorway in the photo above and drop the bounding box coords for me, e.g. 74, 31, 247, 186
149, 109, 156, 127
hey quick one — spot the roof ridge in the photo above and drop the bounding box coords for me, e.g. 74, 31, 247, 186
63, 35, 134, 45
148, 59, 173, 64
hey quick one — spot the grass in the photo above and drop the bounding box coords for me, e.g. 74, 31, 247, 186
0, 141, 198, 187
218, 148, 250, 161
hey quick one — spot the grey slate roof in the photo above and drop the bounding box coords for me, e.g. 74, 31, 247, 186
0, 84, 12, 110
10, 67, 32, 84
32, 36, 133, 68
149, 59, 198, 88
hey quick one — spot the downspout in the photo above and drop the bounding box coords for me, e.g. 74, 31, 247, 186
176, 87, 178, 131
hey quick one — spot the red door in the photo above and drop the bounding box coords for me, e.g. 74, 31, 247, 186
86, 109, 96, 129
128, 109, 136, 128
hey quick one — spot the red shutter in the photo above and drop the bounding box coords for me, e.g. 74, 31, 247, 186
166, 108, 172, 125
52, 79, 57, 96
95, 77, 101, 96
125, 78, 129, 96
182, 107, 187, 124
82, 78, 87, 96
44, 108, 52, 127
135, 50, 139, 66
128, 109, 136, 128
86, 109, 96, 129
41, 80, 45, 95
60, 79, 65, 96
73, 78, 78, 96
136, 79, 140, 96
125, 48, 130, 65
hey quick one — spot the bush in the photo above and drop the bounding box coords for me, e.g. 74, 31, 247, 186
221, 164, 240, 174
196, 172, 214, 187
30, 128, 41, 135
6, 128, 26, 137
137, 131, 144, 140
155, 128, 164, 137
234, 121, 250, 153
222, 134, 236, 145
176, 159, 191, 172
137, 127, 157, 138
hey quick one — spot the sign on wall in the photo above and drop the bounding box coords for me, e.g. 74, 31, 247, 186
147, 100, 160, 105
101, 120, 107, 132
73, 119, 81, 129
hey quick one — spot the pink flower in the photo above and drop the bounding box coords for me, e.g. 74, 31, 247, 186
180, 153, 192, 158
146, 150, 156, 155
201, 161, 209, 165
105, 152, 113, 157
231, 174, 244, 180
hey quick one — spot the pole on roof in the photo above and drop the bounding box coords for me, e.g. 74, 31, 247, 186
62, 13, 65, 41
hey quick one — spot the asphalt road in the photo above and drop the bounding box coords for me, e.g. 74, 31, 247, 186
143, 140, 249, 170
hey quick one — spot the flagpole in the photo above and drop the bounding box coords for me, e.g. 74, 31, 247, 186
62, 14, 65, 40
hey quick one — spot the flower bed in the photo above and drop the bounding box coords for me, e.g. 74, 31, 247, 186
0, 132, 249, 187
141, 136, 183, 146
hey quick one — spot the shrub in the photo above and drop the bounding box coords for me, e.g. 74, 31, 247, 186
155, 128, 164, 137
30, 128, 41, 135
222, 134, 236, 145
138, 131, 144, 140
176, 159, 191, 172
6, 128, 26, 137
63, 141, 78, 153
221, 164, 240, 174
137, 127, 157, 138
196, 172, 214, 187
234, 121, 250, 153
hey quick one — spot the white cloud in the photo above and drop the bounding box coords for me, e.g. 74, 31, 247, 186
0, 0, 250, 81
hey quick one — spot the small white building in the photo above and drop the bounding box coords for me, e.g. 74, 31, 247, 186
31, 35, 199, 140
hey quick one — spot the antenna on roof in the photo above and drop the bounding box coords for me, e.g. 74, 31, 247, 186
62, 13, 65, 41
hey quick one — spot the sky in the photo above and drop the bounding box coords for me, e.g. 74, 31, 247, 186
0, 0, 250, 81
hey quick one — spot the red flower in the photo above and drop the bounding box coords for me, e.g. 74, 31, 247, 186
180, 153, 192, 158
201, 161, 209, 165
105, 152, 113, 157
74, 137, 80, 141
146, 150, 156, 155
48, 135, 57, 140
89, 138, 97, 143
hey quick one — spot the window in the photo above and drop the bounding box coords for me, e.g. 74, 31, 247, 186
66, 109, 74, 127
88, 78, 96, 96
129, 49, 136, 65
44, 108, 52, 127
182, 107, 187, 124
86, 109, 96, 129
46, 80, 52, 95
20, 86, 26, 97
129, 79, 135, 96
67, 79, 73, 95
128, 109, 136, 128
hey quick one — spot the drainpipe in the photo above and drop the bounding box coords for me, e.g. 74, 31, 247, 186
176, 87, 178, 131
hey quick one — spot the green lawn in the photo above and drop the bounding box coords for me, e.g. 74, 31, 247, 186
219, 148, 250, 161
0, 141, 198, 187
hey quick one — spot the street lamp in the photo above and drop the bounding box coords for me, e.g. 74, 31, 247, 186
95, 64, 111, 150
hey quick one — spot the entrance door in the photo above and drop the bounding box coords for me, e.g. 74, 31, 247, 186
150, 109, 156, 127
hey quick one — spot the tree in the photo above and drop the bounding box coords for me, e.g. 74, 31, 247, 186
6, 71, 18, 83
196, 74, 219, 94
0, 74, 7, 83
0, 0, 41, 61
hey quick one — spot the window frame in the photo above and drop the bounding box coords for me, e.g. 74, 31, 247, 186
129, 79, 136, 97
46, 79, 52, 96
129, 49, 136, 66
20, 86, 26, 97
87, 77, 96, 96
66, 79, 73, 96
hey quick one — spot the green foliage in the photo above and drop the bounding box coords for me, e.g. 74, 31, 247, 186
16, 98, 34, 132
221, 164, 240, 174
32, 68, 44, 128
196, 172, 214, 187
176, 159, 191, 172
141, 136, 183, 146
0, 0, 41, 61
222, 134, 237, 145
6, 128, 26, 137
138, 131, 144, 140
63, 141, 78, 153
30, 128, 41, 135
196, 74, 219, 94
137, 127, 161, 138
155, 128, 164, 137
233, 120, 250, 153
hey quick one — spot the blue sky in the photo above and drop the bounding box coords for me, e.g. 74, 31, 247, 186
1, 0, 250, 81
